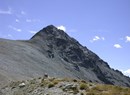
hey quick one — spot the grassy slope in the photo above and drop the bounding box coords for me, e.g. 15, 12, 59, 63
1, 77, 130, 95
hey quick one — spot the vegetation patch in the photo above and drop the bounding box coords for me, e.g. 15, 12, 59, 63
80, 83, 88, 90
48, 83, 55, 88
1, 77, 130, 95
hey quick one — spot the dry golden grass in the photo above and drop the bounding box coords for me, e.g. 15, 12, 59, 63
86, 84, 130, 95
80, 83, 88, 90
5, 77, 130, 95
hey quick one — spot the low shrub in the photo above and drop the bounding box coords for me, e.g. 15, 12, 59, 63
48, 83, 54, 88
73, 79, 78, 82
80, 83, 88, 90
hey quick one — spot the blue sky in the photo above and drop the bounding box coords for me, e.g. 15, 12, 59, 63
0, 0, 130, 76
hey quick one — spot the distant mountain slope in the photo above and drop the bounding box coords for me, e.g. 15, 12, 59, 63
0, 25, 130, 87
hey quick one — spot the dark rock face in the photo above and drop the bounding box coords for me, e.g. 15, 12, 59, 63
0, 25, 130, 87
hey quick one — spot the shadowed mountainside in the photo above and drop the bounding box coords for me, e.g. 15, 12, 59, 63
0, 25, 130, 87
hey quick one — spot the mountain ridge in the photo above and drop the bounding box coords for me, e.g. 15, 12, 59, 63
0, 25, 130, 87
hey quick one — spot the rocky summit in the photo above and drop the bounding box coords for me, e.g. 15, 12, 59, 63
0, 25, 130, 88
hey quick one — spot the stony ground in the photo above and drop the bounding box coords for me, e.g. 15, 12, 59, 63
0, 76, 130, 95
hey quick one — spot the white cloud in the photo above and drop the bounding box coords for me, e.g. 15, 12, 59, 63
8, 25, 22, 32
16, 29, 21, 32
0, 7, 12, 15
21, 11, 26, 15
114, 44, 122, 48
26, 19, 40, 22
15, 12, 25, 18
7, 34, 13, 37
121, 69, 130, 77
57, 25, 66, 31
90, 36, 105, 43
101, 37, 105, 40
15, 19, 20, 22
93, 36, 100, 41
29, 30, 37, 34
126, 36, 130, 42
6, 34, 13, 39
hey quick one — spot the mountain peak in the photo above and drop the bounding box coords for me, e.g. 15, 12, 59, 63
31, 25, 56, 39
31, 25, 70, 42
1, 25, 130, 87
43, 25, 58, 32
